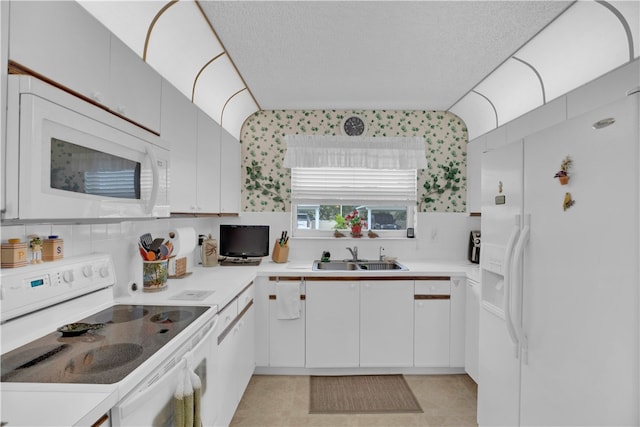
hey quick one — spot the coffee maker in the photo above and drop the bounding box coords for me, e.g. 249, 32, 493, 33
468, 230, 481, 264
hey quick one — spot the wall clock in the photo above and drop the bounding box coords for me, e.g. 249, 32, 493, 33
342, 115, 367, 136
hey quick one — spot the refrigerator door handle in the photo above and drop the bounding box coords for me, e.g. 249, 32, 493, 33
511, 214, 531, 364
503, 215, 521, 358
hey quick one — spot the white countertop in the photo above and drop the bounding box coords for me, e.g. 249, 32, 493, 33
124, 258, 478, 310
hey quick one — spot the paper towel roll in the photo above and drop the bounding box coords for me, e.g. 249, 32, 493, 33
169, 227, 197, 257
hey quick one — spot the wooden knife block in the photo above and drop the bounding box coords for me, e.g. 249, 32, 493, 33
272, 241, 289, 263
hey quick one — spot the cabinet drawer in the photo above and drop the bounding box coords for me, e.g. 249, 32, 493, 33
238, 282, 254, 312
415, 280, 450, 295
218, 299, 239, 333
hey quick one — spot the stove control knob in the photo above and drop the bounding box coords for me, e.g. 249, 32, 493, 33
63, 270, 75, 283
82, 265, 93, 278
99, 266, 110, 278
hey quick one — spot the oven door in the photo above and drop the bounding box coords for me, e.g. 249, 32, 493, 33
13, 88, 169, 220
111, 315, 219, 427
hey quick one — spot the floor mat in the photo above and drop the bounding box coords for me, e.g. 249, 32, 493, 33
309, 374, 423, 414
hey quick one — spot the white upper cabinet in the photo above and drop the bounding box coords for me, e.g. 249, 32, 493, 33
220, 128, 241, 214
9, 1, 110, 104
196, 109, 222, 213
161, 79, 198, 213
466, 139, 484, 213
109, 36, 161, 132
9, 1, 161, 133
162, 78, 241, 215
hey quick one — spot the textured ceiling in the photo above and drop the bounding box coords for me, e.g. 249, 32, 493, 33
199, 1, 573, 111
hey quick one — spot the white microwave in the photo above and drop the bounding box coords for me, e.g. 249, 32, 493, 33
3, 76, 170, 221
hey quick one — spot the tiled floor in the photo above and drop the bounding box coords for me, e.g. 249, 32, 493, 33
230, 374, 478, 426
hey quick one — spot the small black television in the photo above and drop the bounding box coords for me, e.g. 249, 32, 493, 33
219, 225, 270, 259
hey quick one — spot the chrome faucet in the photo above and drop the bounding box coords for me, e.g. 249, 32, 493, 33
379, 246, 386, 261
346, 246, 358, 261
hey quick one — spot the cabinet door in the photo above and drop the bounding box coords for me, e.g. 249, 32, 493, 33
236, 305, 255, 398
414, 298, 450, 367
465, 278, 480, 382
449, 277, 466, 367
195, 110, 221, 213
161, 79, 197, 213
360, 280, 414, 367
217, 319, 239, 427
9, 1, 110, 105
306, 280, 359, 367
269, 299, 306, 367
466, 139, 484, 213
254, 277, 270, 367
109, 36, 161, 132
220, 128, 241, 213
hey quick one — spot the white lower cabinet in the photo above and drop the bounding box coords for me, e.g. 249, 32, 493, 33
360, 280, 414, 367
305, 280, 359, 368
465, 277, 480, 382
269, 298, 306, 367
216, 298, 255, 427
268, 278, 305, 367
449, 277, 467, 367
414, 280, 451, 367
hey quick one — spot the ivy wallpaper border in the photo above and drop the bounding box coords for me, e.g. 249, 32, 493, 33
240, 110, 468, 213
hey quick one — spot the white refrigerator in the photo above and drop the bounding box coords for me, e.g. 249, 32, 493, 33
478, 91, 639, 426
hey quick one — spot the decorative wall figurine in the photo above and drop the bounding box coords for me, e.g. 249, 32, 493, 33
563, 192, 575, 211
554, 156, 572, 185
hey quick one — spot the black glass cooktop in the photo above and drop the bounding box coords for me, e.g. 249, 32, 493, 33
0, 304, 210, 384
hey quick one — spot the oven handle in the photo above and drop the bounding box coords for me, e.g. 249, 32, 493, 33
145, 146, 160, 215
117, 357, 187, 420
185, 315, 219, 367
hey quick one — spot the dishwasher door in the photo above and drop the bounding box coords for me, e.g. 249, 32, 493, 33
112, 315, 219, 426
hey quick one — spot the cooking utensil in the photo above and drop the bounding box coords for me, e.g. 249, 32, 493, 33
149, 238, 165, 253
139, 233, 152, 250
138, 244, 148, 259
158, 244, 169, 258
57, 322, 104, 337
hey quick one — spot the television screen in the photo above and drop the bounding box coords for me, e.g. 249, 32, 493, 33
219, 225, 270, 258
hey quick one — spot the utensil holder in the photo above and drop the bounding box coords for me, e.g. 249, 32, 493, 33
143, 259, 168, 292
272, 240, 289, 263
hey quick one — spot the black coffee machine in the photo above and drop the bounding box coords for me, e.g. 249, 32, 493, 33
468, 230, 481, 264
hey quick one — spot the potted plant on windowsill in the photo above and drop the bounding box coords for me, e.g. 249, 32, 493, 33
344, 210, 367, 238
333, 214, 348, 237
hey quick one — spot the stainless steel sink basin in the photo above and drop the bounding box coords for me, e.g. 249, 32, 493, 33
312, 260, 408, 271
313, 261, 358, 271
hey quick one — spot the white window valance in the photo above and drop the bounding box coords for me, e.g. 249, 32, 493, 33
283, 135, 427, 169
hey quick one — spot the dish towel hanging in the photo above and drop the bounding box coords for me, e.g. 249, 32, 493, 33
276, 281, 301, 319
174, 361, 202, 427
190, 365, 202, 427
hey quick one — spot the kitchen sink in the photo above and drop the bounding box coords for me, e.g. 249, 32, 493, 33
312, 260, 408, 271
